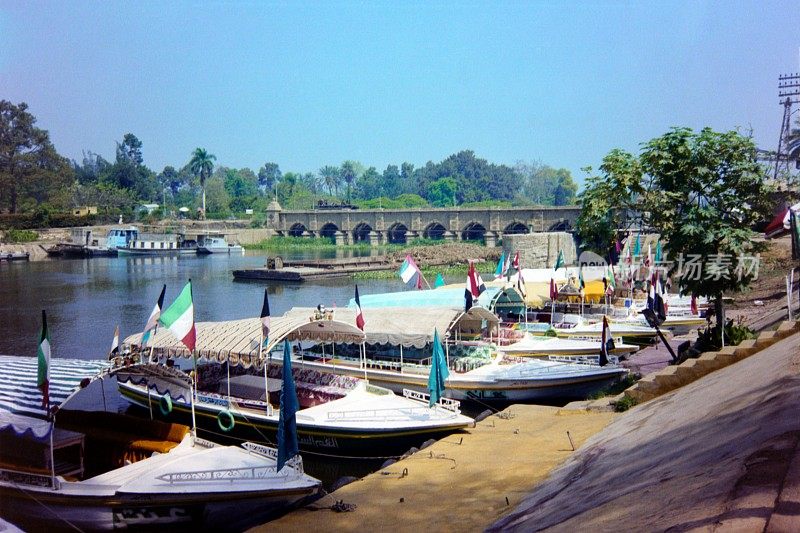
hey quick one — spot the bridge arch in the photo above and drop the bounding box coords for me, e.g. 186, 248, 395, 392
503, 221, 529, 235
423, 222, 447, 240
461, 222, 486, 243
386, 222, 409, 244
352, 222, 373, 243
319, 222, 339, 241
548, 220, 572, 232
288, 223, 307, 237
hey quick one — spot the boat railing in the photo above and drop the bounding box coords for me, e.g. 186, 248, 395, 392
0, 467, 61, 490
326, 404, 457, 421
241, 441, 278, 460
547, 354, 620, 366
402, 389, 461, 412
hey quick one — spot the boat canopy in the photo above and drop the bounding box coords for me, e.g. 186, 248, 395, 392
347, 286, 525, 315
0, 355, 109, 418
285, 306, 499, 348
124, 315, 366, 368
0, 412, 52, 442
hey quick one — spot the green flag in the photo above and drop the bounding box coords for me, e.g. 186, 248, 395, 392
553, 250, 564, 271
434, 273, 445, 288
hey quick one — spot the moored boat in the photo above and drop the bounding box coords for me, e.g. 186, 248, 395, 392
196, 235, 244, 255
117, 231, 198, 256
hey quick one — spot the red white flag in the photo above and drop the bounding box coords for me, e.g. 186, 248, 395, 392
354, 285, 365, 331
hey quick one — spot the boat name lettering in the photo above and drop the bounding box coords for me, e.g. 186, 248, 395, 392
466, 390, 508, 400
197, 395, 229, 407
298, 435, 339, 449
113, 506, 194, 525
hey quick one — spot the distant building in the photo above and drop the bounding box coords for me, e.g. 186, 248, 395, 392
72, 206, 98, 216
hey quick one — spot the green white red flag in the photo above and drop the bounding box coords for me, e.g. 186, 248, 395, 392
159, 281, 196, 351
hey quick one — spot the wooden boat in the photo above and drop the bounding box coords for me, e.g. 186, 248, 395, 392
498, 333, 639, 358
126, 307, 628, 405
522, 314, 659, 344
115, 363, 473, 455
0, 411, 321, 531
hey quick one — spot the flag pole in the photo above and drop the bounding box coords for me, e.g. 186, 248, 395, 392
190, 350, 198, 445
49, 412, 56, 489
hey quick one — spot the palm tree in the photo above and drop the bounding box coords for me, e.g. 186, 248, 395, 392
340, 160, 357, 204
319, 165, 341, 196
189, 148, 216, 218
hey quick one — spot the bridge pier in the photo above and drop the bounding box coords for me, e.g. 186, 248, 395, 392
484, 231, 499, 248
334, 231, 349, 246
443, 231, 457, 242
367, 231, 382, 246
405, 230, 419, 243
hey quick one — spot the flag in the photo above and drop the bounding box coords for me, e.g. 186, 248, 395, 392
464, 289, 474, 312
110, 325, 120, 355
655, 241, 663, 263
399, 254, 423, 289
159, 280, 196, 351
645, 244, 653, 282
354, 285, 365, 331
607, 264, 616, 292
466, 261, 486, 297
260, 288, 271, 346
494, 251, 506, 278
655, 279, 667, 321
553, 250, 565, 271
514, 253, 527, 298
37, 310, 51, 410
690, 294, 699, 316
579, 267, 586, 298
599, 316, 612, 367
633, 234, 641, 256
434, 273, 445, 288
615, 238, 622, 254
549, 278, 559, 301
625, 242, 634, 285
141, 284, 166, 348
277, 340, 299, 471
428, 329, 450, 407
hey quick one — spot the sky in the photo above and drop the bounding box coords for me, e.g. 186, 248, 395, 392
2, 1, 799, 186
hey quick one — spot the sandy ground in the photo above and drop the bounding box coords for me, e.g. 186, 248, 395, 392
257, 407, 614, 533
490, 330, 800, 532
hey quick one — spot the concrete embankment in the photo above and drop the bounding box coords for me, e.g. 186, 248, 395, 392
259, 322, 800, 532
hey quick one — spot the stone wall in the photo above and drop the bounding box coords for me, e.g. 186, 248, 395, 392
502, 232, 577, 268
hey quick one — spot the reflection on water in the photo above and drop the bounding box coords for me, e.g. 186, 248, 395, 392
0, 250, 407, 360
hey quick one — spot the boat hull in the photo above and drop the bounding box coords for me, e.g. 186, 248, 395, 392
117, 381, 470, 455
117, 247, 198, 256
0, 478, 317, 531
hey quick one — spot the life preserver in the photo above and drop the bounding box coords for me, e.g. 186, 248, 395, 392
217, 409, 235, 432
159, 393, 173, 416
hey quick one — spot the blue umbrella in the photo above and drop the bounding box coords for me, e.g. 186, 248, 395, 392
277, 340, 299, 471
427, 329, 450, 407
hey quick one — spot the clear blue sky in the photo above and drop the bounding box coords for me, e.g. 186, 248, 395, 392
2, 1, 799, 185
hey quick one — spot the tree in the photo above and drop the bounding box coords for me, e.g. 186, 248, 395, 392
157, 165, 183, 198
258, 162, 281, 193
319, 165, 341, 196
576, 149, 643, 255
639, 127, 772, 342
427, 177, 457, 207
204, 175, 229, 216
0, 101, 72, 213
354, 166, 381, 199
221, 167, 259, 212
188, 147, 216, 218
552, 173, 578, 205
340, 160, 361, 204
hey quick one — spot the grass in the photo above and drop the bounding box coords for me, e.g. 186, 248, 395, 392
2, 229, 39, 243
587, 373, 640, 401
613, 395, 638, 412
352, 261, 496, 280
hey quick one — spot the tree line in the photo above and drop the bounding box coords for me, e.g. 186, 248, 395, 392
0, 100, 578, 223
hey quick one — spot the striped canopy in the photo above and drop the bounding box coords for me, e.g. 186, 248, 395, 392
0, 355, 109, 419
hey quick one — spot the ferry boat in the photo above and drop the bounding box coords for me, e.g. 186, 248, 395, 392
117, 232, 198, 256
197, 235, 244, 255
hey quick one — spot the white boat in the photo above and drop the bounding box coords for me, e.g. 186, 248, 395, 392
522, 314, 659, 343
127, 307, 628, 404
121, 315, 473, 454
115, 363, 474, 455
499, 333, 639, 358
197, 235, 244, 255
0, 411, 321, 531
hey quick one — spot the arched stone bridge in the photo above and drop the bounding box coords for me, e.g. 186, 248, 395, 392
265, 205, 580, 246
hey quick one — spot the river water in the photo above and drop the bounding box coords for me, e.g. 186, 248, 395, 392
1, 249, 438, 487
0, 249, 411, 359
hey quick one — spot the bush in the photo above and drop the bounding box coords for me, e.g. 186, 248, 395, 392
614, 394, 638, 412
694, 318, 756, 352
2, 229, 38, 243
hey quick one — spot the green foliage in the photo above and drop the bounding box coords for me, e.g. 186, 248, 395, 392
354, 194, 428, 209
588, 373, 639, 399
2, 229, 38, 242
514, 162, 579, 206
188, 147, 216, 217
614, 394, 638, 412
0, 100, 74, 214
694, 319, 756, 352
427, 177, 457, 207
576, 149, 642, 255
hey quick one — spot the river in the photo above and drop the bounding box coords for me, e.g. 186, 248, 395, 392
0, 249, 411, 359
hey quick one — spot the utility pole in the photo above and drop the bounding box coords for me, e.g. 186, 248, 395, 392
774, 72, 800, 181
